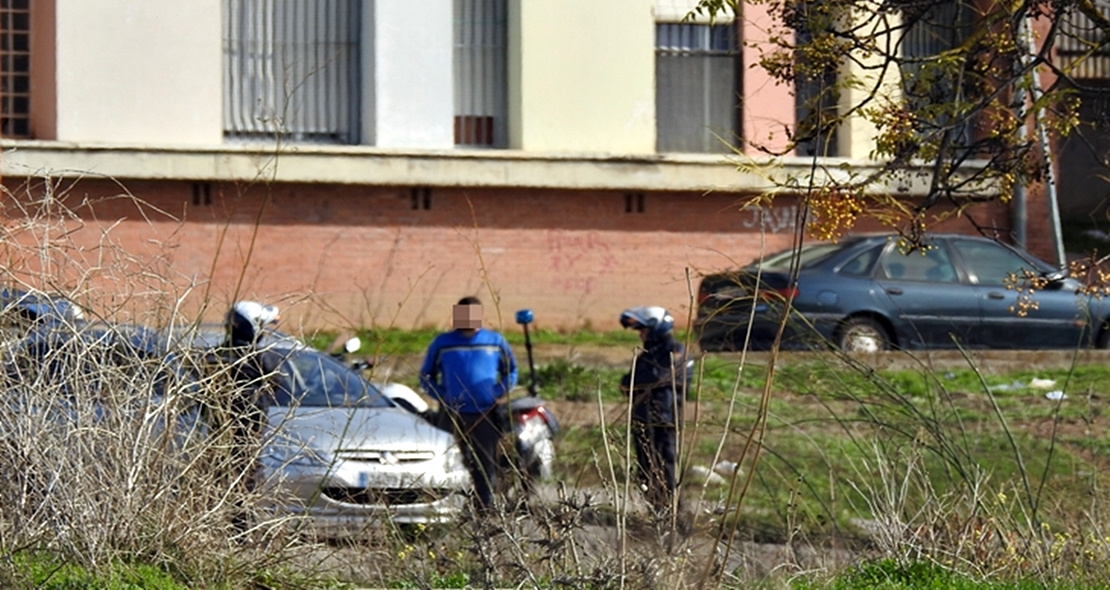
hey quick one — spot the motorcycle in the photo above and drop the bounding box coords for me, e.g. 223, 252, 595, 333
506, 309, 560, 483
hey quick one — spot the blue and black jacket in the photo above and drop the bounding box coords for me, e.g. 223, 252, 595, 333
621, 333, 691, 426
419, 328, 518, 414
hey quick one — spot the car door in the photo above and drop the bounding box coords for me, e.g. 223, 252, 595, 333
873, 241, 981, 348
947, 237, 1086, 349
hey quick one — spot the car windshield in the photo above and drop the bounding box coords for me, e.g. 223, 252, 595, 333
750, 242, 851, 270
267, 349, 392, 409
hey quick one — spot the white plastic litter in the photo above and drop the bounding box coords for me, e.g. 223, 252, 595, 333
714, 460, 739, 476
1030, 378, 1057, 390
989, 380, 1025, 392
1045, 390, 1067, 401
688, 465, 727, 486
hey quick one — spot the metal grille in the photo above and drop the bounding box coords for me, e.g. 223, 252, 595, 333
0, 0, 30, 138
794, 11, 839, 158
898, 0, 975, 152
901, 0, 973, 61
1057, 2, 1110, 80
223, 0, 361, 144
454, 0, 507, 148
656, 23, 739, 153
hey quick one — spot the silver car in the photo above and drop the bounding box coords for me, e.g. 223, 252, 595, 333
252, 339, 471, 534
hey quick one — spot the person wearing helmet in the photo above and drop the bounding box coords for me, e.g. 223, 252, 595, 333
620, 305, 692, 514
420, 296, 518, 514
225, 300, 280, 348
214, 300, 280, 531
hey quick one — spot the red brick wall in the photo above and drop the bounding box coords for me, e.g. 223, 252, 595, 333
0, 177, 1013, 333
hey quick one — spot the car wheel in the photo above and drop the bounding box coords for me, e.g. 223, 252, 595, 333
837, 317, 889, 353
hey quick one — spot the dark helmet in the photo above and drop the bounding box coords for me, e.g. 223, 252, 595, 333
225, 300, 280, 346
620, 306, 674, 339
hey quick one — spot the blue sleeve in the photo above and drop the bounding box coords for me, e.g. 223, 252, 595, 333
419, 338, 444, 402
498, 335, 518, 398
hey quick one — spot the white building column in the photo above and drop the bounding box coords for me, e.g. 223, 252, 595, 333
362, 0, 454, 148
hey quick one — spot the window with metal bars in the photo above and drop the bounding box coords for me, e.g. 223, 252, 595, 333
0, 0, 30, 138
793, 1, 839, 158
223, 0, 361, 144
655, 22, 739, 153
1057, 2, 1110, 80
896, 0, 975, 154
454, 0, 507, 148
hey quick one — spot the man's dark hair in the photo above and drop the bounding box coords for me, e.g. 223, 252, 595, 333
457, 296, 482, 306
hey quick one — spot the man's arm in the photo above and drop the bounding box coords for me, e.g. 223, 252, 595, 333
496, 334, 518, 398
418, 338, 445, 402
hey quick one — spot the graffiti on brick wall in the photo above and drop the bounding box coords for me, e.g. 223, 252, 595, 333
740, 204, 799, 233
547, 230, 616, 295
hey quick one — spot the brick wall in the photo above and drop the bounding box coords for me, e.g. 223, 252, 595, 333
0, 177, 1012, 333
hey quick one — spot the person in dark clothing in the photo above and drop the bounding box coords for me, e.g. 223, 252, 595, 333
219, 301, 279, 468
619, 305, 691, 514
420, 296, 518, 513
212, 301, 279, 532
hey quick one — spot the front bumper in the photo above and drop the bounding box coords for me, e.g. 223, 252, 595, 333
259, 457, 473, 533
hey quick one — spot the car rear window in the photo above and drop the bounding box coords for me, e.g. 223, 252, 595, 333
755, 242, 853, 270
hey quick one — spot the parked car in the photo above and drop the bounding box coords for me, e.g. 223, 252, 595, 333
238, 337, 472, 533
0, 288, 85, 332
0, 320, 206, 507
695, 233, 1109, 352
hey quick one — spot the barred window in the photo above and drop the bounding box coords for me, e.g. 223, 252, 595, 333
897, 0, 975, 151
0, 0, 30, 138
223, 0, 361, 144
1057, 1, 1110, 80
454, 0, 507, 148
793, 2, 839, 158
656, 23, 739, 154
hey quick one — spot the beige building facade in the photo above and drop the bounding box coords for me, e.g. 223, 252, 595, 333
0, 0, 1024, 333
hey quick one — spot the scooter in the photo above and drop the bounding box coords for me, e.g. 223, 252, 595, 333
508, 309, 560, 482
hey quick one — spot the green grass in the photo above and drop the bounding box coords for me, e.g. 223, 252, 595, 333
545, 348, 1110, 553
107, 323, 1110, 587
792, 559, 1083, 589
306, 326, 648, 356
10, 552, 188, 590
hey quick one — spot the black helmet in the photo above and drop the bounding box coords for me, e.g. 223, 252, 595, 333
620, 306, 674, 339
225, 301, 280, 347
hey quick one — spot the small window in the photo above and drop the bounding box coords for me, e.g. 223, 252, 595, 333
838, 246, 881, 277
0, 0, 31, 138
656, 22, 739, 153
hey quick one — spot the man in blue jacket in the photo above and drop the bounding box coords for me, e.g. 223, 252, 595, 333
420, 296, 518, 512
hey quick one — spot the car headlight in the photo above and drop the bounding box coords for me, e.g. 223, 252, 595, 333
443, 445, 465, 473
261, 441, 330, 469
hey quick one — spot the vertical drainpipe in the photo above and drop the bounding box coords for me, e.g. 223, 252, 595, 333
1024, 17, 1066, 267
1013, 14, 1066, 267
1013, 184, 1027, 250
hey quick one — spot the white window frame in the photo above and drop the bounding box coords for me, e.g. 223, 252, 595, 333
655, 22, 740, 154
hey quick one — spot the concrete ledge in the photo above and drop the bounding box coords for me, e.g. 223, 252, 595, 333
0, 140, 991, 197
